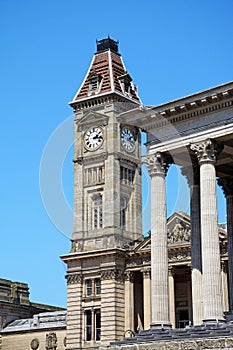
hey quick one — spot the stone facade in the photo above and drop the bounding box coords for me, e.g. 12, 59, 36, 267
0, 278, 64, 330
61, 38, 233, 349
1, 311, 66, 350
2, 38, 232, 350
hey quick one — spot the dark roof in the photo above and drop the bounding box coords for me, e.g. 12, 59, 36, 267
72, 38, 140, 104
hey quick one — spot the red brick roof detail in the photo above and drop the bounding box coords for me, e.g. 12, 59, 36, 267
73, 50, 140, 103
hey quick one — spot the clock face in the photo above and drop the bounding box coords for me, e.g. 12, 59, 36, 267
121, 127, 135, 152
83, 127, 103, 151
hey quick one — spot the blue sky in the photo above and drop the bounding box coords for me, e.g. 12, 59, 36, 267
1, 1, 233, 308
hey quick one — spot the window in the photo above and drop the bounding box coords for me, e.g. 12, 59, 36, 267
120, 198, 127, 229
95, 278, 101, 295
86, 279, 92, 296
118, 73, 132, 94
85, 310, 92, 341
85, 278, 101, 297
93, 195, 103, 229
85, 309, 101, 342
95, 310, 101, 341
88, 71, 102, 95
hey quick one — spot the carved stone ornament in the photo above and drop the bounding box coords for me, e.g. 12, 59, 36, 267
169, 250, 191, 262
101, 269, 124, 282
124, 271, 134, 282
143, 152, 172, 176
167, 219, 190, 245
66, 273, 82, 284
46, 332, 57, 350
190, 139, 223, 164
181, 164, 200, 187
30, 339, 39, 350
218, 176, 233, 197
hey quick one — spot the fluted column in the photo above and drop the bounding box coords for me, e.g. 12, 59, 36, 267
124, 272, 134, 332
221, 261, 229, 312
168, 266, 176, 328
218, 176, 233, 313
191, 139, 224, 323
144, 152, 172, 328
182, 164, 203, 325
142, 269, 151, 330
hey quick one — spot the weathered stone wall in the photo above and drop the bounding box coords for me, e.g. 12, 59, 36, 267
1, 329, 66, 350
100, 337, 233, 350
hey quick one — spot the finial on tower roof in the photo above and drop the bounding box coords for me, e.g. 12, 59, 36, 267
96, 36, 119, 54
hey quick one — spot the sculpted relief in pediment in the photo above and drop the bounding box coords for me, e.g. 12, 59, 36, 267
167, 218, 190, 245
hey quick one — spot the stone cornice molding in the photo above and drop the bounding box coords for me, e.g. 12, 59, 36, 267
190, 139, 223, 164
74, 152, 108, 165
143, 152, 173, 176
218, 176, 233, 197
70, 92, 139, 111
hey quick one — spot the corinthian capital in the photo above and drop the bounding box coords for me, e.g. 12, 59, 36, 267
190, 139, 223, 164
218, 177, 233, 197
143, 152, 172, 176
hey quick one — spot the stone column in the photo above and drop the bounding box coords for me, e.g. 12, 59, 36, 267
182, 164, 203, 325
144, 152, 172, 328
168, 266, 176, 328
142, 269, 151, 330
221, 261, 229, 312
124, 272, 134, 332
218, 176, 233, 314
191, 139, 224, 323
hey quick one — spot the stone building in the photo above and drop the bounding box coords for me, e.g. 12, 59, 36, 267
0, 279, 66, 350
61, 37, 233, 350
1, 37, 232, 349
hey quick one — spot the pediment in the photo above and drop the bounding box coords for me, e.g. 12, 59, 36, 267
77, 111, 109, 131
167, 212, 191, 245
134, 236, 151, 252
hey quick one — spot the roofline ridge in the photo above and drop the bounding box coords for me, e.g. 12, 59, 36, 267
72, 55, 95, 101
108, 50, 115, 92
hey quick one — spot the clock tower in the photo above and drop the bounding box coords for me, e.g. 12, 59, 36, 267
70, 37, 142, 252
62, 37, 143, 349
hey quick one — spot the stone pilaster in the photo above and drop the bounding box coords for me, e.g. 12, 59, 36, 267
190, 139, 224, 323
218, 176, 233, 313
65, 273, 83, 350
144, 152, 172, 328
168, 266, 175, 328
142, 269, 151, 330
101, 269, 125, 344
182, 164, 203, 325
124, 272, 134, 332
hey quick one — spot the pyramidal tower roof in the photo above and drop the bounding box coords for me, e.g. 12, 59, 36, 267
71, 37, 141, 105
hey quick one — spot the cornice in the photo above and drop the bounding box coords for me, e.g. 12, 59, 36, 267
70, 92, 139, 111
61, 247, 127, 263
145, 98, 233, 132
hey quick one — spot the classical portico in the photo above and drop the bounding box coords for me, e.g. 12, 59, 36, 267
119, 81, 233, 327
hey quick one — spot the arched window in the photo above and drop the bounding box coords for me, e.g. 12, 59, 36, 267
93, 195, 102, 229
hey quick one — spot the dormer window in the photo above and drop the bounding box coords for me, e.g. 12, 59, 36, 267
118, 73, 132, 94
88, 70, 102, 96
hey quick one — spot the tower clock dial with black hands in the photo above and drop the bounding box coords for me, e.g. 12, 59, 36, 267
83, 127, 103, 151
121, 127, 135, 152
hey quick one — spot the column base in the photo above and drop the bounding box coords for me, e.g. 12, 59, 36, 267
150, 322, 172, 330
225, 311, 233, 322
202, 318, 226, 325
